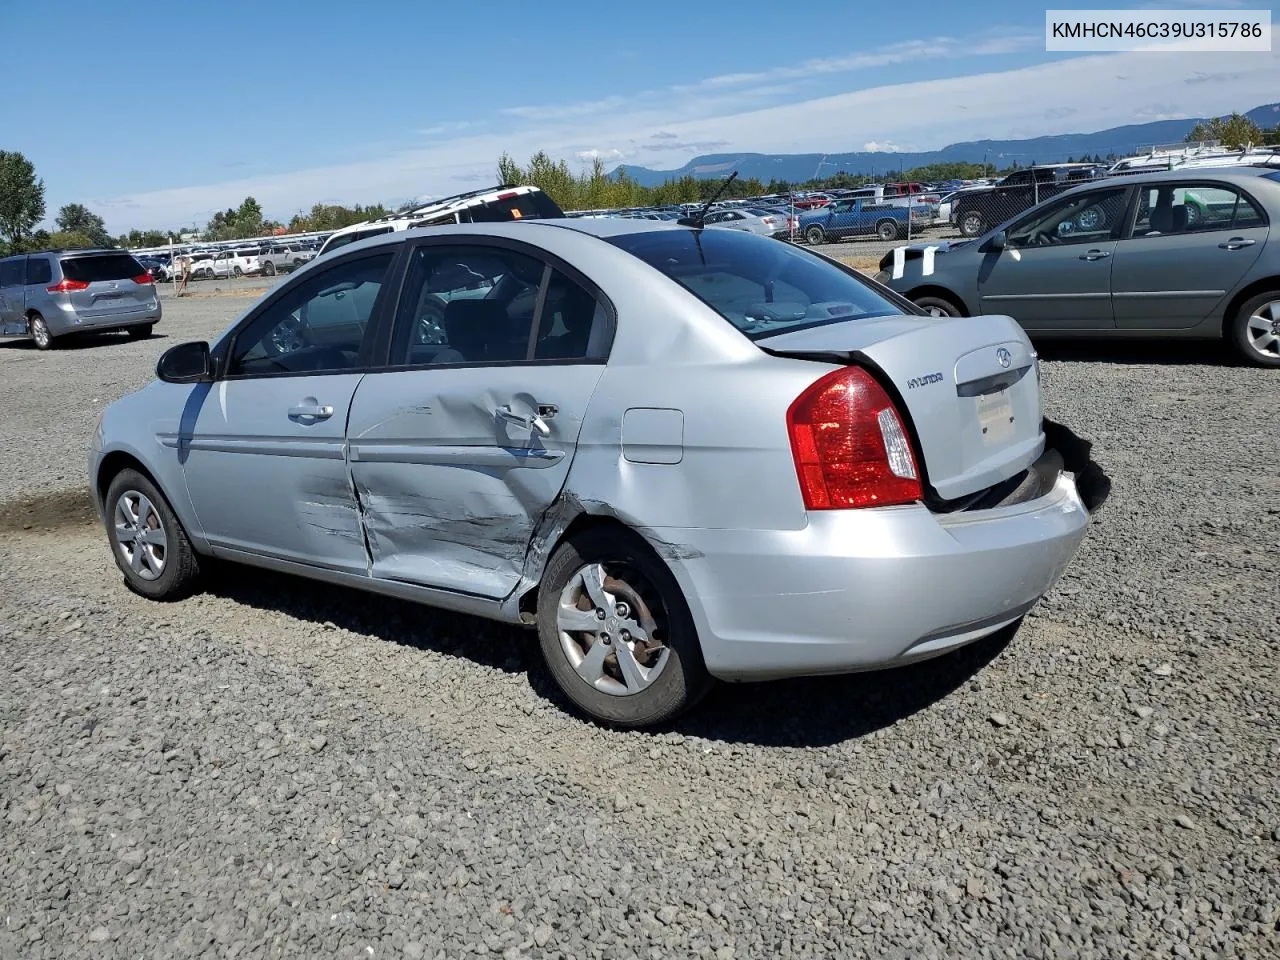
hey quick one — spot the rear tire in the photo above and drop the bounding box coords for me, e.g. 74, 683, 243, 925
232, 266, 243, 278
127, 324, 154, 340
959, 211, 986, 238
537, 527, 712, 728
1230, 291, 1280, 367
877, 219, 899, 242
29, 313, 53, 350
805, 225, 826, 245
104, 468, 202, 601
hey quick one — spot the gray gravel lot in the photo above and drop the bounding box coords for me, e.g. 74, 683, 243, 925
1, 296, 1278, 958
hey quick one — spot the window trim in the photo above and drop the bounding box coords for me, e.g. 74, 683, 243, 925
215, 244, 406, 382
1121, 179, 1271, 240
368, 234, 618, 374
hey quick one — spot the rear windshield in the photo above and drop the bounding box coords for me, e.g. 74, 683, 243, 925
607, 228, 902, 340
60, 254, 145, 282
463, 191, 565, 222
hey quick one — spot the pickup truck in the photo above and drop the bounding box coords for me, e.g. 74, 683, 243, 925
798, 197, 925, 244
950, 164, 1103, 238
258, 244, 317, 276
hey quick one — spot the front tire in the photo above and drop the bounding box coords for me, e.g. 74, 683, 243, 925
959, 211, 986, 238
537, 527, 712, 728
1230, 291, 1280, 367
262, 261, 277, 277
913, 295, 963, 318
805, 225, 826, 245
29, 313, 54, 350
104, 469, 201, 601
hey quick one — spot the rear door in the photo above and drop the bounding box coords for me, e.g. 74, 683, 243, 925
346, 240, 611, 599
1110, 180, 1269, 329
180, 248, 397, 571
59, 253, 154, 319
977, 185, 1130, 332
0, 258, 26, 334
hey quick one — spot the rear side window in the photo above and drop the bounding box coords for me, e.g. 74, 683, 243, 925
60, 254, 145, 283
0, 259, 23, 288
608, 229, 901, 341
463, 191, 565, 223
26, 258, 52, 285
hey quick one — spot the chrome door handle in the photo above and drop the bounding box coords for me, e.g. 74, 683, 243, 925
497, 404, 550, 436
289, 403, 334, 421
1218, 238, 1256, 250
1079, 249, 1111, 261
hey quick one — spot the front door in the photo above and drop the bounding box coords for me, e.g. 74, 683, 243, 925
346, 242, 611, 599
1110, 181, 1269, 330
978, 185, 1130, 332
181, 249, 396, 572
0, 257, 29, 334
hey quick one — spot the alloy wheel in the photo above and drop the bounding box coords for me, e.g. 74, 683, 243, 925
114, 490, 168, 581
556, 562, 670, 697
1244, 299, 1280, 361
30, 317, 49, 348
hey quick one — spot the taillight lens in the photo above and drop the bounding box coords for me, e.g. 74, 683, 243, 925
786, 366, 922, 509
47, 279, 89, 293
133, 273, 155, 284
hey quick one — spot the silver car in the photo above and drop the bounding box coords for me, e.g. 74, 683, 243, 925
0, 249, 161, 349
89, 220, 1091, 727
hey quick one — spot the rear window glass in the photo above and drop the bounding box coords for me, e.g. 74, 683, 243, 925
60, 254, 145, 283
463, 191, 565, 223
26, 258, 52, 285
607, 229, 902, 340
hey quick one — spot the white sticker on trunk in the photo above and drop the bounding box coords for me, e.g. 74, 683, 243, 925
891, 246, 906, 280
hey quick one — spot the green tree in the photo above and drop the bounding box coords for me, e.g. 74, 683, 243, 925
47, 229, 96, 250
55, 203, 112, 247
1186, 112, 1263, 149
0, 150, 46, 254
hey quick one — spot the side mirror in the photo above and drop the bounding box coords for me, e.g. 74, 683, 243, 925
157, 341, 212, 383
987, 230, 1007, 252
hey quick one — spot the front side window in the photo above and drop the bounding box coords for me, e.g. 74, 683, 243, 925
0, 259, 23, 288
608, 228, 901, 340
1132, 183, 1266, 235
1005, 188, 1129, 248
391, 245, 545, 365
228, 251, 394, 377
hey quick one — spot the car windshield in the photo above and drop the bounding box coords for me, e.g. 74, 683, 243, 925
608, 228, 902, 340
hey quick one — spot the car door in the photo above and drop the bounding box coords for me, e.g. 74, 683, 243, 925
977, 185, 1130, 332
0, 258, 26, 334
346, 240, 613, 600
180, 247, 398, 572
824, 200, 857, 237
1109, 181, 1269, 330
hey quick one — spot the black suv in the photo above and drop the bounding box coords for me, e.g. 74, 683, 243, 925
952, 164, 1104, 238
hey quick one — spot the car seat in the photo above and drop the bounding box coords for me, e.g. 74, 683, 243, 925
430, 300, 502, 363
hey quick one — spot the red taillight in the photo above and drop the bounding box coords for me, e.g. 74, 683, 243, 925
132, 273, 155, 285
786, 366, 922, 510
46, 279, 89, 293
497, 191, 518, 200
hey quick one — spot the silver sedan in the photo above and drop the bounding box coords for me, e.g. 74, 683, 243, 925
90, 219, 1092, 727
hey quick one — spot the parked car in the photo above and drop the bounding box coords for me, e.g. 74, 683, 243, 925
877, 168, 1280, 367
951, 164, 1104, 238
90, 219, 1091, 728
136, 256, 171, 282
191, 249, 261, 279
703, 208, 788, 238
0, 249, 161, 349
798, 197, 924, 244
317, 185, 565, 258
259, 244, 317, 276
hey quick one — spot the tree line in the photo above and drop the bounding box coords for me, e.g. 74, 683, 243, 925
1, 110, 1276, 255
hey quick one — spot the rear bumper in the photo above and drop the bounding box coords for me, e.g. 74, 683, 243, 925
658, 468, 1089, 681
48, 302, 161, 335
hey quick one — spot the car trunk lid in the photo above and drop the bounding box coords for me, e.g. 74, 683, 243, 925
59, 253, 155, 318
758, 313, 1044, 502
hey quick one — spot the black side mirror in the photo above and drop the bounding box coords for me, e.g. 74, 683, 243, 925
157, 341, 212, 383
987, 230, 1007, 252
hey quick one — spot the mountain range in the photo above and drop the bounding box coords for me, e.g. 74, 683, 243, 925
613, 103, 1280, 186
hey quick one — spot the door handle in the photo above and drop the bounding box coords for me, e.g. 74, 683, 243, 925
497, 404, 550, 436
1218, 238, 1256, 250
1079, 249, 1111, 261
288, 403, 334, 421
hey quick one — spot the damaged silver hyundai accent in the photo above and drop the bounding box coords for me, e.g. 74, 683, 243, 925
89, 218, 1094, 728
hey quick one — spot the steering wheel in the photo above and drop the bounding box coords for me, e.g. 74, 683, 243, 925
266, 309, 310, 355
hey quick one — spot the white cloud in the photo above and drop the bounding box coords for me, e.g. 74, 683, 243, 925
576, 148, 625, 161
91, 46, 1280, 231
862, 141, 912, 153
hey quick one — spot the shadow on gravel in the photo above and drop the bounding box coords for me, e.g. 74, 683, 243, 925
668, 623, 1018, 748
0, 487, 98, 534
203, 562, 1019, 747
1034, 338, 1233, 366
0, 332, 167, 351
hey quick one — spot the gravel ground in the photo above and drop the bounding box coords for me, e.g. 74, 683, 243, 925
1, 297, 1278, 958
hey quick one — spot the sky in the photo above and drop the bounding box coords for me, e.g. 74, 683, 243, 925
3, 0, 1277, 233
